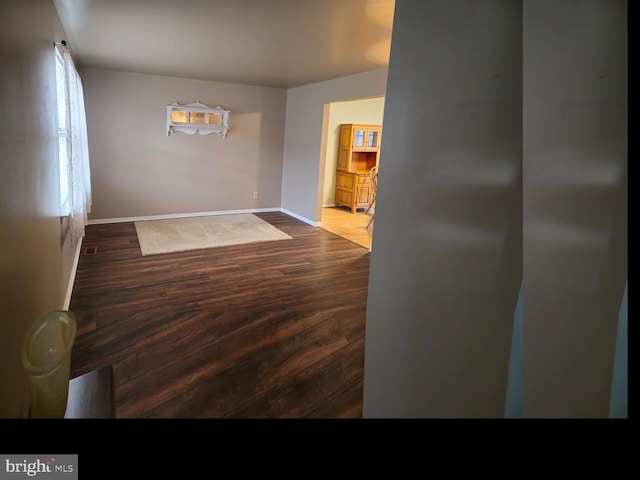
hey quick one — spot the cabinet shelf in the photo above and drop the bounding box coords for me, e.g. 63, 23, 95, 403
166, 101, 230, 137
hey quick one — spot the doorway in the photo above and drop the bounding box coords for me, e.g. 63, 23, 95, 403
318, 96, 385, 250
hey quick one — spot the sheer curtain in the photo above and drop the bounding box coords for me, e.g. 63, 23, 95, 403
60, 45, 92, 247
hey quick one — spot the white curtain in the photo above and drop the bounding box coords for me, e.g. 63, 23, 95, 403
61, 45, 92, 247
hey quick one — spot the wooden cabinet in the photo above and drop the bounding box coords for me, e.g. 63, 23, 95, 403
336, 171, 371, 212
349, 125, 382, 151
335, 124, 381, 213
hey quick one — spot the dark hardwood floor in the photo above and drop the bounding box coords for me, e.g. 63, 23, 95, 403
69, 211, 371, 418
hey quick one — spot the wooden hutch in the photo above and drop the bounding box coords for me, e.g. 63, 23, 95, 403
335, 123, 382, 213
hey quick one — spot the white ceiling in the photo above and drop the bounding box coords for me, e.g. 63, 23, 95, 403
53, 0, 395, 89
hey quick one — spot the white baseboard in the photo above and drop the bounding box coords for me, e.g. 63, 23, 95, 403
88, 206, 321, 228
88, 207, 282, 225
279, 208, 319, 227
63, 238, 83, 310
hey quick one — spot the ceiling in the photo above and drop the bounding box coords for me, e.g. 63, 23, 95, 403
53, 0, 395, 89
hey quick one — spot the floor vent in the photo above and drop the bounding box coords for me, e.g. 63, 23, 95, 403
83, 246, 98, 256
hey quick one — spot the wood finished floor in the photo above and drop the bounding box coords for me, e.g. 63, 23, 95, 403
320, 206, 374, 250
69, 212, 371, 418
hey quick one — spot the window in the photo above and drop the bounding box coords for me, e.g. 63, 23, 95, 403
52, 42, 92, 248
55, 48, 71, 216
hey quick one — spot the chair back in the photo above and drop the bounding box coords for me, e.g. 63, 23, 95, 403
369, 165, 378, 195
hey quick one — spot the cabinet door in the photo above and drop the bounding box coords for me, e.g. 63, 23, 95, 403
351, 126, 368, 150
340, 125, 352, 149
356, 173, 372, 209
357, 184, 371, 208
366, 127, 382, 150
336, 188, 354, 206
337, 171, 356, 190
338, 148, 349, 170
336, 171, 358, 212
352, 126, 382, 151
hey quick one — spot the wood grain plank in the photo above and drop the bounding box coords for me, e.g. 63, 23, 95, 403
306, 380, 364, 418
187, 361, 265, 418
224, 338, 365, 418
69, 212, 370, 418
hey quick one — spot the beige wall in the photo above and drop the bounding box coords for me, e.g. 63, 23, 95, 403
281, 68, 388, 223
0, 0, 74, 417
363, 0, 523, 417
523, 0, 627, 417
80, 67, 287, 220
322, 97, 385, 206
363, 0, 626, 418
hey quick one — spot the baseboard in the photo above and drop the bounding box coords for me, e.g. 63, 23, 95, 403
88, 207, 282, 225
63, 238, 83, 310
279, 208, 319, 227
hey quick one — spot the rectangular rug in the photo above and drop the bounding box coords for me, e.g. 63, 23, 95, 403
134, 213, 292, 256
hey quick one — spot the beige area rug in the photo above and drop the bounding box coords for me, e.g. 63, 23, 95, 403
134, 213, 292, 256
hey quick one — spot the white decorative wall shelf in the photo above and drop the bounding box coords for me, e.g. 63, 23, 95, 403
166, 101, 230, 137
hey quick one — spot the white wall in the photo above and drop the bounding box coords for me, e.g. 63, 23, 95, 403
322, 97, 385, 206
281, 68, 388, 224
0, 0, 74, 417
80, 68, 287, 220
363, 0, 523, 417
363, 0, 627, 418
523, 0, 627, 417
